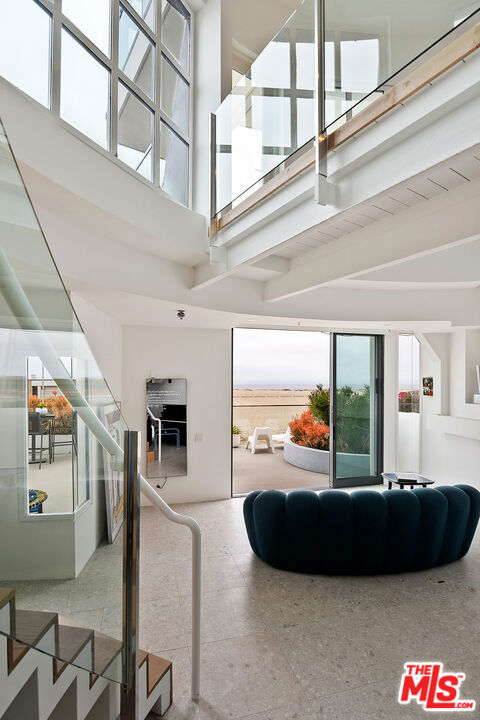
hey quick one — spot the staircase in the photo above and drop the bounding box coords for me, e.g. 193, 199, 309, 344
0, 589, 172, 720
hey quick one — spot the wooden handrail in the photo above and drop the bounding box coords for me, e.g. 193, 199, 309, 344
210, 21, 480, 239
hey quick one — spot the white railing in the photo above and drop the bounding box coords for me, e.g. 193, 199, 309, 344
140, 477, 201, 701
0, 243, 201, 701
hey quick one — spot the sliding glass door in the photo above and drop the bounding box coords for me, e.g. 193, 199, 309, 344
330, 334, 384, 487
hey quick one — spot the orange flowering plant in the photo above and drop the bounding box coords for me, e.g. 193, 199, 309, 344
29, 394, 72, 419
289, 409, 329, 451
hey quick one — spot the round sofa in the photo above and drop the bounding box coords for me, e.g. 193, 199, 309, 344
243, 485, 480, 574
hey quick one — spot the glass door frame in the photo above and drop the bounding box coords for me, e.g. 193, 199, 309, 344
329, 333, 384, 488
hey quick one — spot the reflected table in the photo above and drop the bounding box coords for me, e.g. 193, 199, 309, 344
382, 472, 434, 490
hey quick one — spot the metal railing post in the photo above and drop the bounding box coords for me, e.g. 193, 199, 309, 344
209, 112, 217, 228
314, 0, 327, 203
121, 431, 140, 719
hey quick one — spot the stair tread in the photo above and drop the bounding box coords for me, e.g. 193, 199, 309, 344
138, 649, 148, 668
92, 631, 123, 676
14, 609, 58, 647
8, 640, 30, 674
57, 624, 93, 664
146, 653, 172, 698
0, 587, 14, 610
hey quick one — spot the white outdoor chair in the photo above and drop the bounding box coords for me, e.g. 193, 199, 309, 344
246, 426, 275, 454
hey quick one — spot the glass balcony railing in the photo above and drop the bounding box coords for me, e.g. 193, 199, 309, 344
0, 117, 129, 684
213, 0, 480, 217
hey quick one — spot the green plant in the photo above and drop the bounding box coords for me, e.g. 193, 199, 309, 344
336, 385, 371, 454
232, 425, 241, 435
308, 384, 330, 426
36, 402, 46, 409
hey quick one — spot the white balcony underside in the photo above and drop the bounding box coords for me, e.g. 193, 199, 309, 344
195, 48, 480, 303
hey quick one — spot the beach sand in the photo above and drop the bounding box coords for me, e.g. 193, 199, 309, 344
233, 389, 312, 439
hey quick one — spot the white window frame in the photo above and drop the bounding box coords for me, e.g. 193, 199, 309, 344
22, 0, 193, 206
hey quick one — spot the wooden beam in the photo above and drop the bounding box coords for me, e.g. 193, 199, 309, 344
209, 22, 480, 238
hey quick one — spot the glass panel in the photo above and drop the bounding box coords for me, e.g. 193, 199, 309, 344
160, 122, 189, 205
333, 335, 381, 484
118, 83, 154, 180
214, 0, 315, 213
398, 334, 421, 472
0, 119, 127, 683
162, 0, 190, 73
130, 0, 156, 30
340, 39, 379, 93
215, 0, 480, 214
325, 0, 480, 120
63, 0, 111, 57
161, 56, 189, 134
119, 5, 155, 99
0, 0, 51, 108
60, 30, 110, 149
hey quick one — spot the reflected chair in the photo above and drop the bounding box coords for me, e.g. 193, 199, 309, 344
51, 412, 77, 463
28, 412, 51, 469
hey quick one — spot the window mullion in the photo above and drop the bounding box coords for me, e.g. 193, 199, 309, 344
61, 16, 113, 69
111, 0, 120, 155
158, 111, 189, 145
51, 0, 63, 116
159, 43, 190, 83
118, 71, 156, 111
154, 0, 162, 186
121, 0, 156, 43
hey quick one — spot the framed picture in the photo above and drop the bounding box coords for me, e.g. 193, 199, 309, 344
102, 407, 124, 543
423, 376, 433, 397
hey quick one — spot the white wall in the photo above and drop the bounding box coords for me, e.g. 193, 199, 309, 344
193, 0, 232, 218
421, 330, 480, 491
71, 292, 123, 403
122, 326, 232, 504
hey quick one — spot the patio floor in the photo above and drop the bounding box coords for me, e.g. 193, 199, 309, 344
233, 443, 329, 495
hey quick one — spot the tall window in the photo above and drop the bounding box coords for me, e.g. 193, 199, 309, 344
0, 0, 192, 206
398, 333, 421, 472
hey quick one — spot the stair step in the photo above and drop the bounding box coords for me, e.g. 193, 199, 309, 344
53, 625, 94, 682
138, 649, 148, 667
145, 653, 172, 698
0, 588, 14, 610
7, 640, 30, 674
92, 631, 123, 677
14, 609, 58, 648
7, 610, 58, 674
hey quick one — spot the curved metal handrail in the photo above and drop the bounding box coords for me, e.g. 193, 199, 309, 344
140, 476, 201, 701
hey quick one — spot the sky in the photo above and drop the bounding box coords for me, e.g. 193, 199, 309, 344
233, 329, 420, 390
233, 329, 330, 389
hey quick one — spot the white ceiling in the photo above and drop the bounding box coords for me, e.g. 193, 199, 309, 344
232, 0, 300, 71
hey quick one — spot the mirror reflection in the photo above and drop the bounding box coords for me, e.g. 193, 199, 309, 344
146, 378, 187, 478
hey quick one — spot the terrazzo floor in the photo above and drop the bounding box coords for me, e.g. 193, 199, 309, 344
3, 492, 479, 719
140, 496, 480, 720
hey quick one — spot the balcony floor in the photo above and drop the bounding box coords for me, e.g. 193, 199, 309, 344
233, 444, 329, 495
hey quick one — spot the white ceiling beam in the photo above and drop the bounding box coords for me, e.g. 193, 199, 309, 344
264, 177, 480, 302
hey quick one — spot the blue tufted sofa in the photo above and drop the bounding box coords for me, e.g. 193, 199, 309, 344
243, 485, 480, 574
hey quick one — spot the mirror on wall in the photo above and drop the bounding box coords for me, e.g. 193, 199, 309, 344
146, 378, 187, 478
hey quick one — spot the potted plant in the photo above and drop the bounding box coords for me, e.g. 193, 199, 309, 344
35, 402, 48, 415
232, 425, 241, 448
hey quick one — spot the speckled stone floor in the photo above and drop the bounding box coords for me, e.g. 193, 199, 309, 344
141, 496, 480, 720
